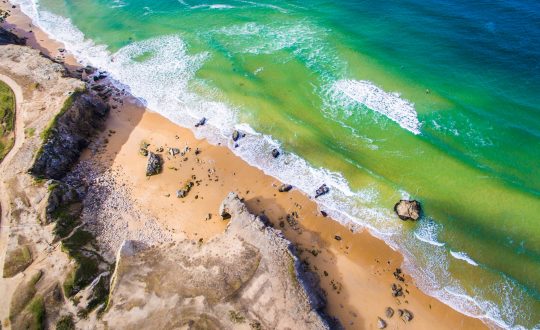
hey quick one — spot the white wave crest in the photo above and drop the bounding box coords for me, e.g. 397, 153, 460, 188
330, 79, 422, 134
450, 250, 479, 266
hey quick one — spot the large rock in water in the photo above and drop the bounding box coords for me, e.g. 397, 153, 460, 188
394, 200, 421, 221
146, 152, 162, 176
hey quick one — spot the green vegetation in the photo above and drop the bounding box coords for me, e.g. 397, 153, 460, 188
25, 127, 36, 137
78, 274, 110, 318
61, 229, 100, 297
40, 91, 81, 142
26, 296, 45, 330
51, 203, 82, 239
228, 310, 245, 324
55, 315, 75, 330
0, 80, 15, 162
3, 245, 33, 278
9, 271, 43, 322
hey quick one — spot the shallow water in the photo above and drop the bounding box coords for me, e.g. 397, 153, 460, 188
14, 0, 540, 327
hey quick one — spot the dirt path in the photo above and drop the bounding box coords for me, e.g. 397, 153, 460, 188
0, 74, 24, 320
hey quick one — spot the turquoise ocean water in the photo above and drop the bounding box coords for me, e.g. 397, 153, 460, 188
12, 0, 540, 328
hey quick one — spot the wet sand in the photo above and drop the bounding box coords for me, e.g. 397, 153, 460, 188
1, 3, 488, 329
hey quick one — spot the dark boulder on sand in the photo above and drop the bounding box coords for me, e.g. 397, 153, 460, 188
279, 184, 293, 192
394, 200, 421, 221
146, 152, 162, 176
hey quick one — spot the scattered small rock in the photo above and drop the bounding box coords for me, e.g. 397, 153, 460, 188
271, 148, 280, 158
385, 307, 394, 318
168, 147, 180, 156
377, 317, 387, 329
398, 309, 414, 322
334, 235, 342, 241
232, 130, 241, 142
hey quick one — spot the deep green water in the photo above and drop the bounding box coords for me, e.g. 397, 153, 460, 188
15, 0, 540, 327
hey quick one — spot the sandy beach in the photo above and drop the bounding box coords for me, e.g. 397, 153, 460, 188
0, 3, 488, 329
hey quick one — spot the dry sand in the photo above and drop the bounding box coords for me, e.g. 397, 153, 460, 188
1, 3, 488, 329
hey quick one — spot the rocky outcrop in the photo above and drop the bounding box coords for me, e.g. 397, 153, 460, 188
105, 193, 336, 329
394, 200, 421, 221
29, 91, 109, 179
145, 152, 162, 176
0, 26, 25, 46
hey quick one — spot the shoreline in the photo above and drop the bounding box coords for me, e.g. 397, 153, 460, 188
1, 3, 489, 329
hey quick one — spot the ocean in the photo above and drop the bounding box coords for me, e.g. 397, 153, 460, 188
12, 0, 540, 328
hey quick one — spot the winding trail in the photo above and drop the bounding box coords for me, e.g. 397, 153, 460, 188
0, 74, 24, 316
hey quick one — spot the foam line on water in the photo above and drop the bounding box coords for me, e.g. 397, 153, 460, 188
11, 1, 535, 328
450, 250, 479, 266
330, 79, 422, 134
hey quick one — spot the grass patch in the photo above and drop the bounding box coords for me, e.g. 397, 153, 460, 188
55, 315, 74, 330
3, 245, 32, 278
35, 87, 85, 160
39, 91, 80, 142
52, 205, 81, 240
26, 296, 45, 330
228, 310, 245, 324
25, 127, 36, 138
61, 229, 100, 297
0, 80, 15, 162
9, 271, 42, 322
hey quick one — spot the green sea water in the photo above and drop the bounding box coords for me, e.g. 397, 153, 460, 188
15, 0, 540, 327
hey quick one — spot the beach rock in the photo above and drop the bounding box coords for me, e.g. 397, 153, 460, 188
146, 152, 162, 176
334, 235, 342, 241
176, 181, 193, 198
391, 283, 403, 297
279, 184, 293, 192
30, 92, 109, 179
84, 65, 96, 74
271, 148, 281, 158
385, 307, 394, 318
315, 184, 330, 198
377, 317, 387, 329
394, 200, 421, 221
232, 130, 241, 142
399, 309, 414, 322
139, 148, 148, 157
168, 148, 180, 156
320, 211, 328, 217
195, 117, 206, 127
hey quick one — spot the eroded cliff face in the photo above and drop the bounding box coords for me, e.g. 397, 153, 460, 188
105, 193, 332, 330
0, 37, 335, 330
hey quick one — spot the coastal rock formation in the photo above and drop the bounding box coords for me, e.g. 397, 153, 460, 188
105, 193, 334, 329
29, 91, 109, 179
394, 200, 421, 220
0, 26, 25, 45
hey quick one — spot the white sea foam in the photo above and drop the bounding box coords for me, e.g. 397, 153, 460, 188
330, 79, 422, 134
450, 250, 479, 266
11, 1, 536, 328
